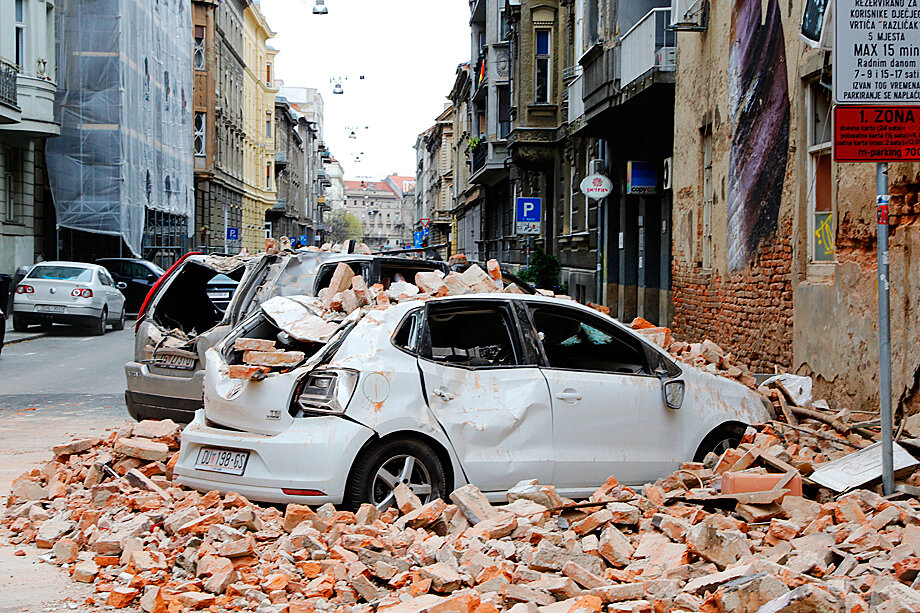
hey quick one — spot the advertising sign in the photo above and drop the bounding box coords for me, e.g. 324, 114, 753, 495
626, 161, 657, 195
834, 106, 920, 162
834, 0, 920, 104
515, 197, 542, 235
579, 174, 613, 200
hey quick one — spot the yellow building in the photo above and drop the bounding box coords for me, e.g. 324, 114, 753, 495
241, 3, 278, 252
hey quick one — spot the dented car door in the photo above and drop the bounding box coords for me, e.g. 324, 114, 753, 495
526, 302, 686, 487
417, 300, 553, 491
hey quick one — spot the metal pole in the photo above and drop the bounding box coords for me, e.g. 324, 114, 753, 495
596, 197, 604, 304
877, 162, 893, 495
223, 207, 228, 254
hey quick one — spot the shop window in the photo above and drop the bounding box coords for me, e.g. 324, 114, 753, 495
807, 82, 834, 262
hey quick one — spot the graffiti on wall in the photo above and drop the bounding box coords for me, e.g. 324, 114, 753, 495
727, 0, 791, 272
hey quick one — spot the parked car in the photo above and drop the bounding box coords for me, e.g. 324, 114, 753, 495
174, 293, 773, 509
96, 258, 165, 314
0, 273, 10, 356
13, 261, 127, 335
449, 260, 537, 295
125, 251, 453, 423
205, 274, 240, 314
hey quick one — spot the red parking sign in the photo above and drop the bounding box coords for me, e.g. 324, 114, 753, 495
834, 106, 920, 163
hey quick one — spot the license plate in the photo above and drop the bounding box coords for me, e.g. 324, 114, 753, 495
208, 291, 230, 299
35, 305, 65, 313
154, 353, 196, 369
195, 447, 249, 475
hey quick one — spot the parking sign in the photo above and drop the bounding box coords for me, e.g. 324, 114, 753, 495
516, 197, 541, 235
299, 234, 308, 246
226, 227, 239, 241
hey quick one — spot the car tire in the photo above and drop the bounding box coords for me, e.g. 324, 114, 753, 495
693, 423, 748, 463
343, 438, 447, 512
112, 307, 126, 331
91, 308, 107, 336
12, 315, 28, 332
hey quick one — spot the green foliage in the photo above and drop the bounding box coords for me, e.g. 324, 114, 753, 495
518, 249, 561, 289
326, 209, 364, 243
468, 136, 482, 152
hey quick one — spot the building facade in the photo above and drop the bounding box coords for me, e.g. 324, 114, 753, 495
344, 176, 413, 250
415, 106, 454, 258
282, 86, 328, 246
268, 96, 307, 240
240, 2, 277, 252
192, 0, 247, 253
0, 0, 60, 273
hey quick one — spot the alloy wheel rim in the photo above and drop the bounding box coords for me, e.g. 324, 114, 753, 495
371, 454, 433, 510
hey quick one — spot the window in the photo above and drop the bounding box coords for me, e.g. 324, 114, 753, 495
264, 222, 272, 239
194, 112, 206, 157
194, 26, 206, 70
701, 130, 713, 268
15, 0, 25, 70
423, 304, 520, 367
266, 63, 272, 87
3, 172, 14, 222
530, 306, 650, 374
266, 162, 272, 188
807, 82, 833, 262
265, 113, 272, 138
392, 309, 423, 354
535, 29, 551, 103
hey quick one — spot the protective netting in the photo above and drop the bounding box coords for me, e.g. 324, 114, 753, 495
46, 0, 194, 257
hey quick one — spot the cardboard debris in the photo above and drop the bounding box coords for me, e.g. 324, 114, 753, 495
809, 441, 919, 492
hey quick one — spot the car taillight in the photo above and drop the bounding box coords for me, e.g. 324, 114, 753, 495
281, 489, 326, 496
16, 285, 34, 294
293, 369, 360, 416
135, 251, 201, 332
72, 288, 93, 298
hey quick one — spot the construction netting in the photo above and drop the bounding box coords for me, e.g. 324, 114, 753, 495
46, 0, 194, 257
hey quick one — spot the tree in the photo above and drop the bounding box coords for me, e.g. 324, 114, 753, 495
517, 249, 561, 290
326, 209, 364, 243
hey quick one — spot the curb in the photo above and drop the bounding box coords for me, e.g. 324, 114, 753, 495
3, 332, 48, 346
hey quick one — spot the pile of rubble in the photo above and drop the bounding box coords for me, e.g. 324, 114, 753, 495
6, 408, 920, 613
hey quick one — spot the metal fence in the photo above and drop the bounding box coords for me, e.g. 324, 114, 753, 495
0, 59, 18, 109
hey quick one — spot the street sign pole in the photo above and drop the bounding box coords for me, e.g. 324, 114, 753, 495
877, 163, 893, 495
223, 208, 228, 253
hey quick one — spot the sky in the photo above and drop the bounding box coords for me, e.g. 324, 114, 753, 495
260, 0, 471, 182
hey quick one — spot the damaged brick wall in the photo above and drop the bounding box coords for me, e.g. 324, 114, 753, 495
671, 223, 794, 375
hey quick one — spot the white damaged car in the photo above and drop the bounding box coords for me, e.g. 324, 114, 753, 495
175, 294, 773, 509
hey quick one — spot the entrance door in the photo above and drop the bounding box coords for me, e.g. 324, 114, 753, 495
417, 300, 553, 491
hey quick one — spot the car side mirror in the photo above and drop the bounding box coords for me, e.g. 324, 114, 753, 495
146, 273, 157, 282
116, 281, 128, 290
662, 379, 685, 410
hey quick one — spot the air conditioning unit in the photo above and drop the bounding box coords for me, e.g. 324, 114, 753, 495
656, 47, 676, 68
670, 0, 707, 30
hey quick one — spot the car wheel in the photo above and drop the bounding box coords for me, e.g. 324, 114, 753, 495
694, 423, 748, 463
12, 315, 28, 332
344, 438, 447, 512
112, 307, 126, 331
91, 308, 107, 336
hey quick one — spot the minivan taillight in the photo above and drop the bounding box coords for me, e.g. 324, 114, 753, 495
292, 369, 359, 416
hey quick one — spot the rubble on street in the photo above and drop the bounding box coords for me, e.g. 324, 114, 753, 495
7, 389, 920, 613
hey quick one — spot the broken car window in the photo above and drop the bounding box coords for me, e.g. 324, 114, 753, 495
392, 309, 423, 354
530, 306, 650, 375
423, 304, 519, 368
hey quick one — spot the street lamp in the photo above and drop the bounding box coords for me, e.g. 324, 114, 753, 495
312, 0, 328, 14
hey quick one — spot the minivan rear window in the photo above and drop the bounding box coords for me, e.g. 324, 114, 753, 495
28, 266, 94, 282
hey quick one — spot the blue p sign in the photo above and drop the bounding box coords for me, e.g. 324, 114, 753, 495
226, 227, 239, 241
516, 198, 541, 235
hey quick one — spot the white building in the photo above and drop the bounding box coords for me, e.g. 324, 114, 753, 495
0, 0, 60, 272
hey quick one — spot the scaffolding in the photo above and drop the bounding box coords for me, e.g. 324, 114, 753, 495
46, 0, 194, 258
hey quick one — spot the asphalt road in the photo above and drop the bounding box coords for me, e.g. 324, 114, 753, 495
0, 322, 137, 612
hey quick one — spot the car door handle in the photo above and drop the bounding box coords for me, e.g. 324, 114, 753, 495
434, 387, 455, 402
555, 390, 582, 403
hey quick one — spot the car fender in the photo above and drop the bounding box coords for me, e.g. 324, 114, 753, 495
680, 367, 773, 458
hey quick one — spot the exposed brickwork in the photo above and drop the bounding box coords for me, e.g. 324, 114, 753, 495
671, 222, 794, 375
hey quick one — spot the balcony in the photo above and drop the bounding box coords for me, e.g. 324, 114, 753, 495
0, 59, 21, 124
619, 8, 676, 89
274, 150, 288, 167
471, 144, 486, 174
566, 74, 585, 125
1, 74, 58, 135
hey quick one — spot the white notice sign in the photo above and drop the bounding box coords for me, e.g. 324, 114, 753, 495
834, 0, 920, 104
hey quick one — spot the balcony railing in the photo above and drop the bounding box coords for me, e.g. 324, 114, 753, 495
471, 144, 486, 174
0, 59, 19, 110
619, 8, 676, 88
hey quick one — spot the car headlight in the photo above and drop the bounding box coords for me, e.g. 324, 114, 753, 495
293, 369, 359, 416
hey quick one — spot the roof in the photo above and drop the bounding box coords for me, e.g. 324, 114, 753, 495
344, 180, 395, 193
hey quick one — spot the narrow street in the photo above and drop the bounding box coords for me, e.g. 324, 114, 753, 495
0, 325, 135, 613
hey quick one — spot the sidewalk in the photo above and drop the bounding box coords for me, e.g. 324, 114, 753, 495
3, 317, 46, 345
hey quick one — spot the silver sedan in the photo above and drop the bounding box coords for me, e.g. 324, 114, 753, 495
13, 261, 127, 335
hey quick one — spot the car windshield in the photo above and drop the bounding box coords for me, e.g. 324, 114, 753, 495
208, 274, 237, 285
27, 265, 94, 282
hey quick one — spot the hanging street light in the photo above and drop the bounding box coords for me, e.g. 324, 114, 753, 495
332, 82, 344, 94
312, 0, 328, 15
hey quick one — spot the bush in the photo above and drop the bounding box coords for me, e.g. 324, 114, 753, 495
518, 249, 561, 290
